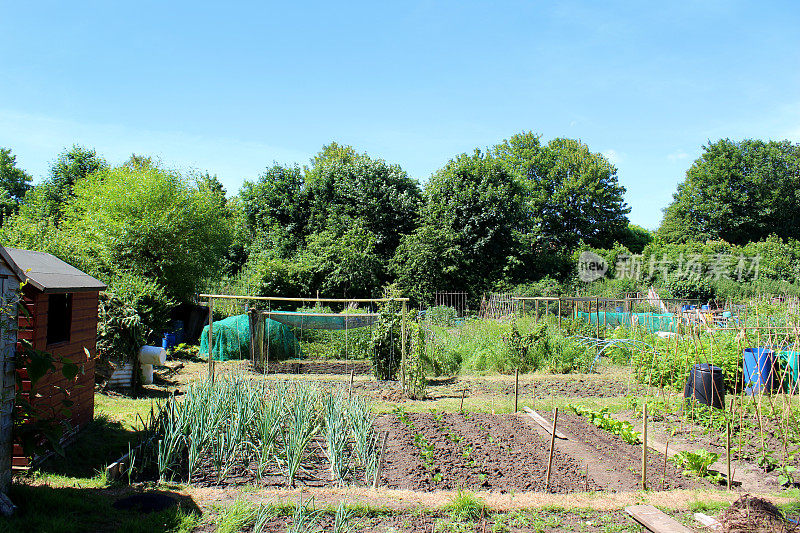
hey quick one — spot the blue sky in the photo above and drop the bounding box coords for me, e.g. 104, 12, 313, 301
1, 1, 799, 229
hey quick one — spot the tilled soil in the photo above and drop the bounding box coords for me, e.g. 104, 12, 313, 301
221, 509, 643, 533
256, 360, 373, 375
429, 377, 645, 400
375, 412, 598, 493
537, 411, 699, 491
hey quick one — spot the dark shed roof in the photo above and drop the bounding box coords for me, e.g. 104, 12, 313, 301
0, 247, 107, 293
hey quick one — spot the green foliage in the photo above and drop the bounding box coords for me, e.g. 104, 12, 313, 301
67, 159, 231, 302
396, 149, 524, 301
571, 405, 641, 444
494, 132, 630, 250
426, 306, 458, 327
672, 449, 724, 483
0, 147, 31, 221
660, 138, 800, 244
369, 297, 403, 380
96, 291, 149, 380
404, 321, 427, 399
444, 491, 486, 521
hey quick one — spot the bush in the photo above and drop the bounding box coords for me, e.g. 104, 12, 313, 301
105, 271, 174, 342
97, 292, 147, 369
426, 305, 458, 327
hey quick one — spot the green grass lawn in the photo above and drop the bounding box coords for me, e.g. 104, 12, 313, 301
0, 392, 200, 533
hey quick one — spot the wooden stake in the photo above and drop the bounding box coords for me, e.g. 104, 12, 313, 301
460, 386, 466, 412
726, 418, 732, 490
514, 368, 519, 413
401, 300, 407, 389
642, 403, 648, 490
373, 431, 389, 489
348, 369, 355, 400
545, 407, 558, 491
208, 297, 214, 383
662, 440, 668, 491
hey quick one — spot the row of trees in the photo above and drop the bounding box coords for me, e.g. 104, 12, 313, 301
1, 133, 798, 339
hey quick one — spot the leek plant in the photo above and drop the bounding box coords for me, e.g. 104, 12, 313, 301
254, 381, 287, 478
323, 389, 352, 486
287, 497, 321, 533
281, 383, 321, 487
349, 395, 378, 484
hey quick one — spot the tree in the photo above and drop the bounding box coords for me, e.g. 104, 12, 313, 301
494, 132, 630, 250
0, 147, 32, 204
239, 163, 307, 256
395, 149, 525, 300
40, 145, 107, 225
66, 160, 231, 302
659, 139, 800, 244
303, 143, 422, 263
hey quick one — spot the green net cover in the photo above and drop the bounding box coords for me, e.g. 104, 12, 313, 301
200, 314, 302, 361
577, 311, 679, 333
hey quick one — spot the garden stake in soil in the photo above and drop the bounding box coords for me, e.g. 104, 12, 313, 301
514, 368, 519, 413
372, 431, 388, 489
545, 407, 558, 491
641, 403, 647, 490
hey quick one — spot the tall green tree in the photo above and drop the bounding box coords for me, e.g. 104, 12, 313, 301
659, 139, 800, 244
303, 143, 422, 263
39, 145, 108, 225
0, 147, 32, 203
394, 149, 525, 301
494, 132, 630, 250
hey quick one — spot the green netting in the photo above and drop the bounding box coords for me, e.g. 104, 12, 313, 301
266, 311, 379, 330
200, 314, 301, 361
577, 311, 678, 333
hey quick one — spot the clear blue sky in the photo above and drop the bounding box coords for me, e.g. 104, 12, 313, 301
2, 1, 799, 229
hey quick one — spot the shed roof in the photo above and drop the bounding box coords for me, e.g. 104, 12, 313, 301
0, 247, 107, 294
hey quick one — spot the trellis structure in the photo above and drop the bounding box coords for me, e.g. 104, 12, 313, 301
198, 294, 410, 385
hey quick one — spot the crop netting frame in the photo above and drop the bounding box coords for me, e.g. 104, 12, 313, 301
199, 293, 410, 385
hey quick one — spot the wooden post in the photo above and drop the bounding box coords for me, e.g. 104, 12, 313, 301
460, 386, 466, 412
348, 369, 355, 400
401, 300, 407, 390
514, 368, 519, 413
545, 407, 558, 490
726, 418, 732, 490
641, 403, 648, 490
208, 297, 214, 383
372, 431, 389, 489
595, 297, 600, 338
558, 298, 562, 329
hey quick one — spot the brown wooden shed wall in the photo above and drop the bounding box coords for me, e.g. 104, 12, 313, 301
13, 286, 98, 469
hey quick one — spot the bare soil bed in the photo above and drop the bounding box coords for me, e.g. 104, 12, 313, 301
375, 412, 598, 493
537, 410, 700, 491
255, 359, 373, 375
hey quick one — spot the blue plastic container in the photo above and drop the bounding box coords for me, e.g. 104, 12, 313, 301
174, 320, 185, 344
701, 304, 709, 311
615, 306, 624, 313
743, 347, 777, 394
681, 305, 690, 312
162, 332, 177, 351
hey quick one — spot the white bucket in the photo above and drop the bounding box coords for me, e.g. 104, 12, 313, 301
140, 364, 154, 385
138, 345, 167, 365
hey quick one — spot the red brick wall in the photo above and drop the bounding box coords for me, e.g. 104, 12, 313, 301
14, 287, 99, 468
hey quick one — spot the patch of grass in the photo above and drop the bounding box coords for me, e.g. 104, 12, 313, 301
0, 484, 199, 533
214, 498, 259, 533
94, 392, 156, 429
35, 415, 137, 479
444, 490, 486, 521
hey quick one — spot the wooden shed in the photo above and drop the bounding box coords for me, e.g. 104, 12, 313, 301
0, 247, 106, 472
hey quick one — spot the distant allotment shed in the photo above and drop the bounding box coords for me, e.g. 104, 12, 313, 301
0, 247, 106, 475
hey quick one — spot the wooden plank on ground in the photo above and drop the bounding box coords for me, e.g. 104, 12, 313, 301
625, 505, 696, 533
522, 406, 568, 440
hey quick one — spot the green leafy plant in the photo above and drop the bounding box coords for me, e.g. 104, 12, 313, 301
571, 405, 641, 444
672, 449, 724, 483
